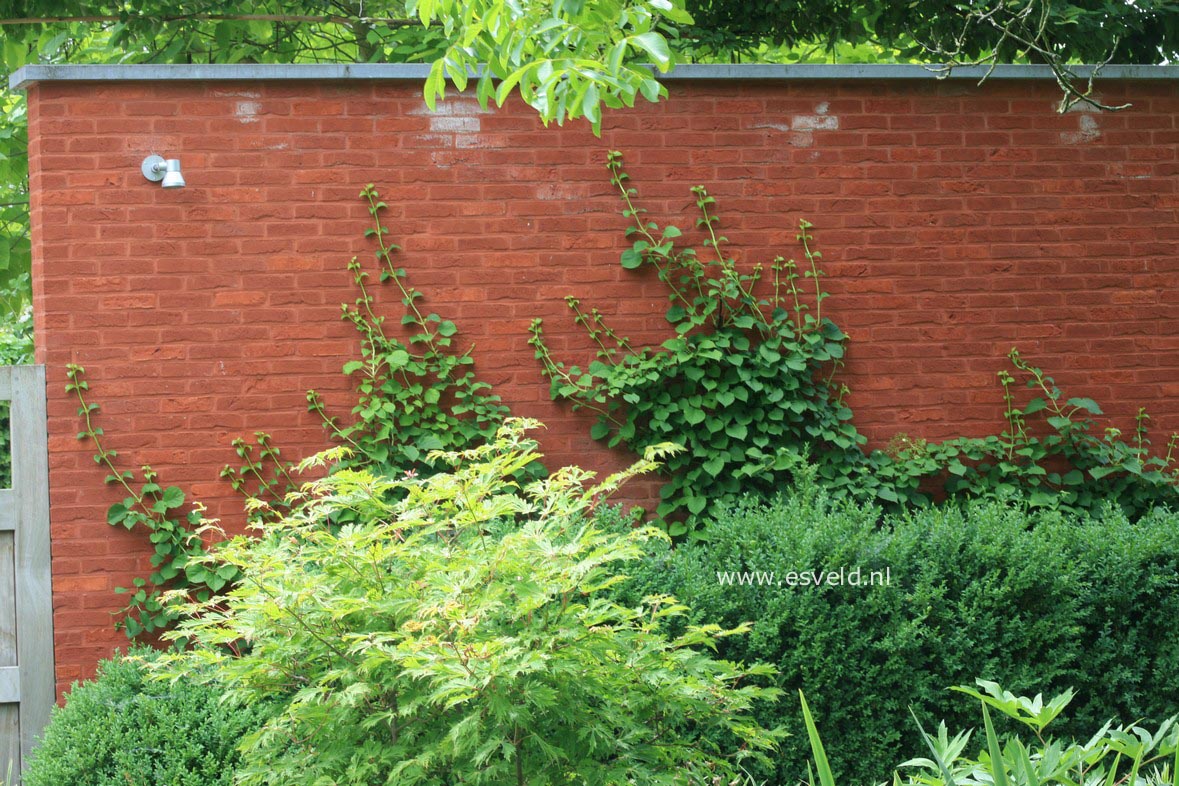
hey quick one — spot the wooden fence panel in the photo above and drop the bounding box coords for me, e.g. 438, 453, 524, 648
0, 366, 54, 783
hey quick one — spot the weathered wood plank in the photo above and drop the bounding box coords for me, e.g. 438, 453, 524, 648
0, 669, 19, 704
0, 431, 17, 779
0, 525, 16, 777
0, 492, 16, 533
0, 532, 15, 672
0, 704, 19, 783
11, 365, 53, 779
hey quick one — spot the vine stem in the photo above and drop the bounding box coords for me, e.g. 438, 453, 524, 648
270, 448, 298, 491
307, 392, 363, 449
362, 188, 446, 361
696, 195, 769, 329
607, 163, 696, 311
797, 224, 824, 325
242, 451, 287, 506
771, 256, 783, 312
528, 322, 624, 426
566, 299, 623, 364
351, 261, 389, 343
343, 307, 420, 393
67, 368, 156, 522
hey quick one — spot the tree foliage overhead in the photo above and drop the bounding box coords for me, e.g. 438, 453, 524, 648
0, 0, 688, 127
680, 0, 1179, 65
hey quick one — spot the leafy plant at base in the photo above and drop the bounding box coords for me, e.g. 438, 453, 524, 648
896, 678, 1174, 786
159, 419, 782, 786
796, 680, 1179, 786
67, 364, 237, 638
536, 152, 1179, 529
531, 151, 860, 533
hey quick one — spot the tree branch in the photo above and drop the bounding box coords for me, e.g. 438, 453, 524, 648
0, 14, 419, 28
919, 0, 1132, 112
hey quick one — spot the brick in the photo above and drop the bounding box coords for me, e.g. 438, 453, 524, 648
26, 74, 1179, 702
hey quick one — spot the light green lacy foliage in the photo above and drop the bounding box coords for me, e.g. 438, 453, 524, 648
158, 419, 782, 786
802, 681, 1179, 786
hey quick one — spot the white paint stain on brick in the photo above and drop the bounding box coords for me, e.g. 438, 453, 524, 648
412, 134, 454, 148
1061, 113, 1100, 144
759, 103, 838, 146
1064, 99, 1100, 113
236, 101, 261, 124
429, 116, 481, 133
410, 99, 492, 116
456, 135, 491, 149
792, 114, 839, 131
410, 99, 490, 133
430, 151, 476, 168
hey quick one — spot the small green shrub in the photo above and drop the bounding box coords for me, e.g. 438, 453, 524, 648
23, 646, 274, 786
615, 481, 1179, 786
160, 419, 782, 786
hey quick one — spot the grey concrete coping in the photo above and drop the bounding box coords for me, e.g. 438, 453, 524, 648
11, 62, 1179, 91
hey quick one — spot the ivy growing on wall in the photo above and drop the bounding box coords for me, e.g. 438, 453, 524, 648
531, 152, 861, 533
76, 185, 516, 637
68, 364, 234, 638
531, 152, 1179, 534
72, 155, 1179, 638
224, 184, 529, 523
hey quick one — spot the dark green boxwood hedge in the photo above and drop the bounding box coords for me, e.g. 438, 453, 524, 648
24, 646, 275, 786
614, 487, 1179, 786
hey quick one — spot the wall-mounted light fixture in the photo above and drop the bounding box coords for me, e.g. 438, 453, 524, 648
141, 155, 185, 189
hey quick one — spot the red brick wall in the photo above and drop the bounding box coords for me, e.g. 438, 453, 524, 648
26, 75, 1179, 695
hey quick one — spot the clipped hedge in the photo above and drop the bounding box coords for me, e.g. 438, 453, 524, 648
24, 646, 275, 786
614, 487, 1179, 786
